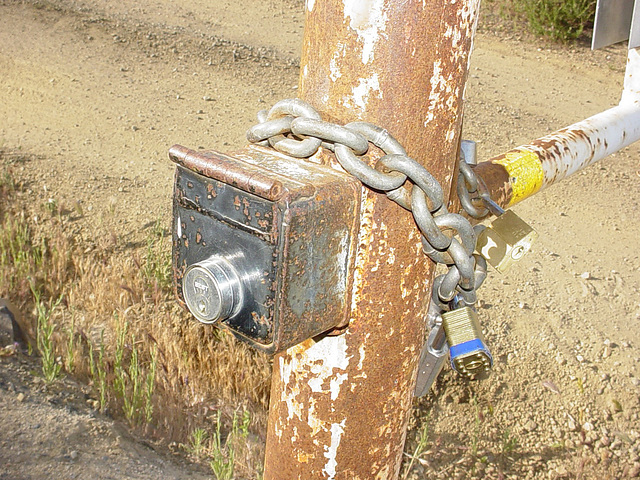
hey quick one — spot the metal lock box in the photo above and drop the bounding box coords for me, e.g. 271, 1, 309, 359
170, 144, 361, 354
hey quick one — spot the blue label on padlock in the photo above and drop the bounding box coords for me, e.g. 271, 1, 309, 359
449, 339, 493, 372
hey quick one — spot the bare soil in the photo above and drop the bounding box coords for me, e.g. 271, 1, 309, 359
1, 0, 639, 479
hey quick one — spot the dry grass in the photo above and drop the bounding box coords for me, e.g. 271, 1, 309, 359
0, 152, 271, 477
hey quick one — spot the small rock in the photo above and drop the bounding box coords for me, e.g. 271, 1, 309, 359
542, 379, 561, 394
584, 431, 598, 445
70, 451, 78, 460
630, 464, 640, 478
525, 420, 538, 432
16, 392, 25, 402
581, 272, 591, 280
583, 422, 594, 432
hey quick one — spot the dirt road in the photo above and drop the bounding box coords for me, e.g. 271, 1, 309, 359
1, 0, 639, 478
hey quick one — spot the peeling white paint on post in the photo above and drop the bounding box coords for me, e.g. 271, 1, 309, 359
424, 60, 446, 125
323, 420, 346, 479
307, 0, 316, 12
343, 0, 388, 64
279, 335, 352, 415
342, 74, 382, 117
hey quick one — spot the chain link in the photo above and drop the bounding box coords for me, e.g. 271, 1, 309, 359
247, 99, 488, 313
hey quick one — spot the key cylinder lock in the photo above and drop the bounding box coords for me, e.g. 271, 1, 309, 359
182, 256, 243, 324
170, 144, 361, 354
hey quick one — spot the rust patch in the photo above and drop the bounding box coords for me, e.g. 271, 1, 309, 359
169, 144, 285, 201
472, 161, 512, 209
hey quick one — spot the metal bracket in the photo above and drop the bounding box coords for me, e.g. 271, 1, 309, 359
414, 308, 449, 397
592, 0, 640, 49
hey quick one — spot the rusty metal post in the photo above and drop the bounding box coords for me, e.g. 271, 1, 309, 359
263, 1, 480, 478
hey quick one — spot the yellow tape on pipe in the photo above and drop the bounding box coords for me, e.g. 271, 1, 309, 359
492, 149, 544, 206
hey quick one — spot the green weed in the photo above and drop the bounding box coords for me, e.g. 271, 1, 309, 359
144, 345, 157, 423
122, 338, 143, 423
64, 317, 76, 373
471, 396, 481, 457
402, 416, 430, 480
88, 331, 108, 412
501, 428, 519, 454
0, 169, 15, 196
142, 219, 171, 291
235, 409, 251, 438
44, 198, 58, 217
113, 320, 158, 425
0, 216, 45, 289
185, 428, 209, 457
517, 0, 595, 42
209, 409, 251, 480
210, 411, 235, 480
31, 284, 63, 383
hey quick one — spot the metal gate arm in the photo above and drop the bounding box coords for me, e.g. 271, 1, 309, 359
472, 48, 640, 209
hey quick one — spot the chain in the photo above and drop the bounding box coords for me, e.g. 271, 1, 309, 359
457, 158, 490, 220
247, 98, 488, 313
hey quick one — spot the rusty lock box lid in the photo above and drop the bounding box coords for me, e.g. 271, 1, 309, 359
170, 144, 361, 354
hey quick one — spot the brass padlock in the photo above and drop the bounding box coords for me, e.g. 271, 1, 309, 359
475, 209, 538, 273
441, 305, 492, 378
